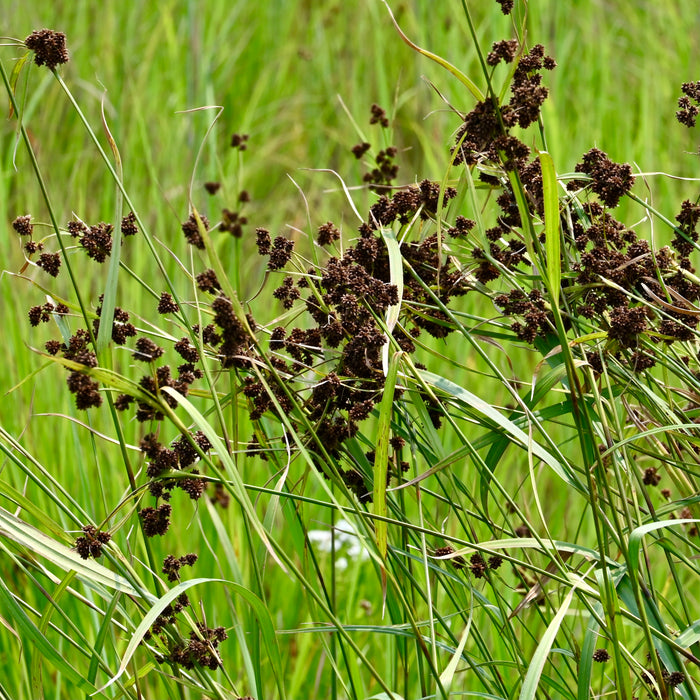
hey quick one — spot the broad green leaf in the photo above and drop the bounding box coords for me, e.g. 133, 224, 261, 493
414, 369, 585, 493
0, 480, 68, 541
628, 519, 699, 577
677, 619, 700, 647
540, 151, 561, 308
439, 621, 471, 690
0, 506, 146, 599
373, 351, 401, 562
519, 578, 580, 700
380, 227, 403, 375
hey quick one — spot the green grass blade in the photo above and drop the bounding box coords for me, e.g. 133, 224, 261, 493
540, 151, 561, 308
98, 577, 284, 697
413, 369, 584, 493
373, 350, 402, 562
577, 610, 602, 700
518, 578, 580, 700
380, 227, 403, 374
628, 519, 699, 579
7, 52, 29, 119
676, 619, 700, 647
95, 97, 124, 355
0, 569, 96, 695
0, 506, 147, 599
381, 0, 484, 102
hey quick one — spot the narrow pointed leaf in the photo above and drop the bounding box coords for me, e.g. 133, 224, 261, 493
540, 151, 561, 308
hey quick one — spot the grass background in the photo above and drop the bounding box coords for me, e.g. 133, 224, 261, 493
1, 1, 700, 698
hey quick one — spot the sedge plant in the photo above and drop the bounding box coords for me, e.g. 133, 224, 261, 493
2, 2, 700, 700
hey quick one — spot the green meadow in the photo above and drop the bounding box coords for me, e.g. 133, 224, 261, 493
1, 2, 700, 699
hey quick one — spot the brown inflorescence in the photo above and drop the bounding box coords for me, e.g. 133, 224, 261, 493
369, 103, 390, 127
496, 0, 514, 14
676, 81, 700, 127
162, 553, 198, 582
134, 337, 164, 362
182, 213, 210, 249
434, 545, 465, 570
157, 292, 179, 314
37, 252, 61, 276
121, 211, 138, 236
74, 525, 111, 559
487, 39, 518, 66
140, 504, 172, 537
231, 133, 249, 150
592, 649, 610, 663
219, 208, 246, 238
352, 142, 371, 159
317, 221, 340, 246
25, 29, 69, 70
268, 235, 295, 271
568, 148, 635, 209
12, 215, 33, 236
164, 622, 228, 670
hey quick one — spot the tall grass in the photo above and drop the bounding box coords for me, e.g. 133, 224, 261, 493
2, 1, 700, 699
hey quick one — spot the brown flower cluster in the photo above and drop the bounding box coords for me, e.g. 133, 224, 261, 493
364, 147, 399, 191
676, 81, 700, 128
139, 503, 172, 537
369, 103, 389, 128
230, 133, 249, 150
162, 553, 198, 582
25, 29, 68, 70
453, 44, 555, 168
219, 207, 247, 238
592, 648, 610, 663
564, 198, 700, 366
58, 330, 103, 409
37, 252, 61, 276
496, 0, 514, 14
568, 148, 635, 209
164, 623, 228, 671
140, 430, 210, 502
157, 292, 179, 314
219, 107, 486, 498
434, 546, 502, 576
487, 39, 518, 66
74, 525, 111, 559
12, 215, 33, 236
28, 300, 68, 327
494, 289, 550, 343
181, 213, 210, 249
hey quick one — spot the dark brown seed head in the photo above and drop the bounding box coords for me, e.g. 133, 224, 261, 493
12, 215, 33, 236
592, 648, 610, 663
25, 29, 69, 70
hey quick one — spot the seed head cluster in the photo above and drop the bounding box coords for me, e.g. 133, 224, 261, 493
74, 525, 111, 559
676, 81, 700, 127
162, 553, 198, 582
25, 29, 68, 70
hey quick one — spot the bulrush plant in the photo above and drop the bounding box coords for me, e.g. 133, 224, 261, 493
2, 2, 700, 699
